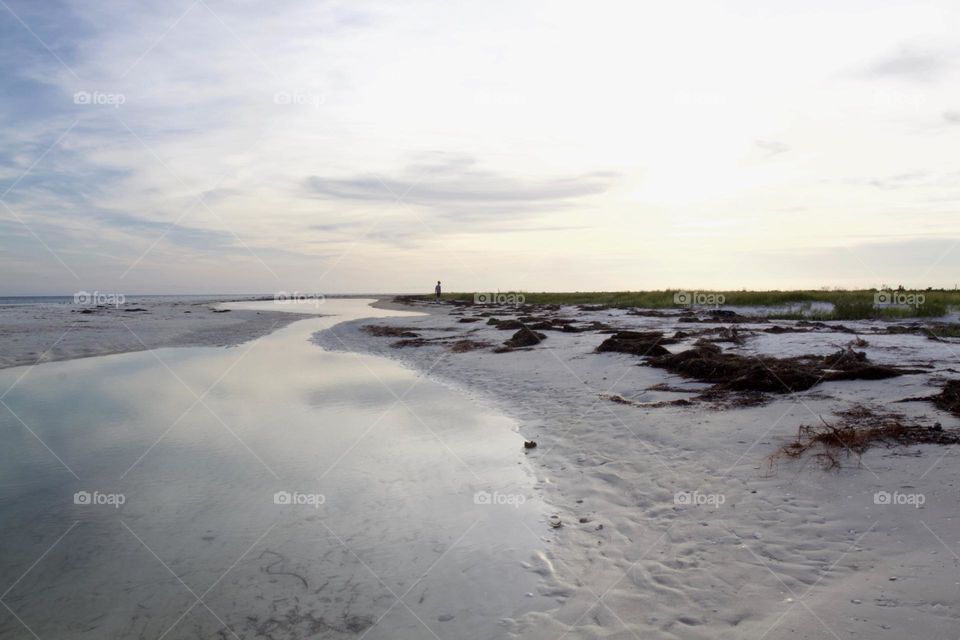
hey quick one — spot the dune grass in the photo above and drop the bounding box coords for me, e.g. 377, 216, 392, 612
440, 289, 957, 320
923, 324, 960, 338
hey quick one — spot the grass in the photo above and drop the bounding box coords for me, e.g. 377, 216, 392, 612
439, 289, 958, 321
922, 324, 960, 338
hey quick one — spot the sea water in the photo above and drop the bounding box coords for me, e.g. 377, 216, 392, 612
0, 299, 547, 639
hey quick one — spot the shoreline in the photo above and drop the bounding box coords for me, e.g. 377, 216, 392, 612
314, 297, 960, 639
0, 295, 450, 371
0, 296, 320, 370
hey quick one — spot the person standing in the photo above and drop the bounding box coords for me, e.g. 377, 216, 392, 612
435, 280, 441, 302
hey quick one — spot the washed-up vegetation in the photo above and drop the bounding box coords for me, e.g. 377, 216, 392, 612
645, 344, 914, 394
771, 405, 960, 470
921, 324, 960, 339
362, 325, 420, 338
495, 327, 546, 352
595, 331, 674, 357
900, 379, 960, 416
448, 339, 492, 353
930, 380, 960, 415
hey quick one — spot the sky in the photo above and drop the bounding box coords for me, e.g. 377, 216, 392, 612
2, 0, 960, 295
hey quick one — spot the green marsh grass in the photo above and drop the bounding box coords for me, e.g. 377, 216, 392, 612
441, 289, 957, 321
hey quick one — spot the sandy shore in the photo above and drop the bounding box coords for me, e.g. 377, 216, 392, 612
314, 298, 960, 639
0, 296, 313, 369
4, 295, 957, 638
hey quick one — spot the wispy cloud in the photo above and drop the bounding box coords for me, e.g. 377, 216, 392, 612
303, 154, 618, 217
860, 46, 955, 82
862, 170, 960, 190
753, 139, 789, 158
866, 171, 932, 189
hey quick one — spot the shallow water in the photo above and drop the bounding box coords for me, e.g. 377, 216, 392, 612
0, 299, 548, 639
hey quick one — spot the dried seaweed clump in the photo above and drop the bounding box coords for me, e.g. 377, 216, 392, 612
772, 405, 960, 470
647, 345, 911, 394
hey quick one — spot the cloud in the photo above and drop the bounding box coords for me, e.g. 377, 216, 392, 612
860, 47, 955, 82
308, 223, 348, 233
754, 139, 789, 158
861, 170, 960, 190
944, 110, 960, 125
302, 154, 618, 217
89, 210, 236, 249
866, 171, 931, 189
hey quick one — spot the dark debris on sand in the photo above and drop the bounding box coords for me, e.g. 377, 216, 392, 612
901, 379, 960, 416
595, 331, 675, 357
505, 326, 546, 348
485, 315, 612, 333
931, 380, 960, 415
448, 339, 492, 353
487, 318, 525, 330
599, 392, 695, 409
390, 337, 430, 348
771, 405, 960, 470
677, 309, 757, 323
362, 325, 420, 338
494, 327, 546, 352
693, 326, 748, 345
646, 344, 916, 394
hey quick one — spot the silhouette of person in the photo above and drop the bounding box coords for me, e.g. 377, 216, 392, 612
435, 280, 441, 302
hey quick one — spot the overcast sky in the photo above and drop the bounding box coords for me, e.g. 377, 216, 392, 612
2, 0, 960, 295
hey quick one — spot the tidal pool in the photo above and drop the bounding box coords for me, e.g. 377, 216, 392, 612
0, 299, 548, 639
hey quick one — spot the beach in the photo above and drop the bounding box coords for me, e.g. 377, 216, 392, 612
1, 295, 958, 639
317, 297, 960, 639
6, 1, 959, 636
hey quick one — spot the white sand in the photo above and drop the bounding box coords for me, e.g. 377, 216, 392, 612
314, 301, 960, 639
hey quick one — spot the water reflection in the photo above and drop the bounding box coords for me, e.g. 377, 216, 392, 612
0, 299, 547, 639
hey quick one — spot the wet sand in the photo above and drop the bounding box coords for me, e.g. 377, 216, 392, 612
0, 295, 312, 369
